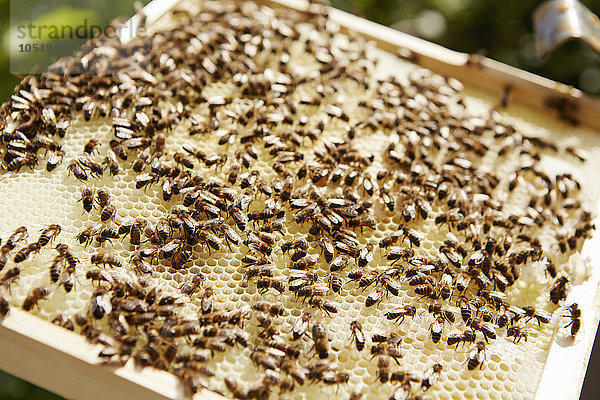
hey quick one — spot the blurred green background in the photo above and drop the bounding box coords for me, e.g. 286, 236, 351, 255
0, 0, 599, 399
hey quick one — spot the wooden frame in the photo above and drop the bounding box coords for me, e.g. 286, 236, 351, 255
1, 1, 600, 399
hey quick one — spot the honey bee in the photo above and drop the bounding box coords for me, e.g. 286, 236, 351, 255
281, 360, 308, 385
51, 313, 74, 331
125, 218, 146, 246
467, 341, 486, 370
292, 312, 311, 340
371, 342, 403, 364
379, 230, 404, 249
159, 239, 184, 259
161, 178, 174, 202
429, 317, 445, 344
85, 268, 114, 286
22, 287, 49, 311
91, 253, 123, 268
446, 327, 477, 347
357, 244, 374, 268
0, 267, 20, 286
415, 282, 439, 299
386, 246, 414, 263
76, 224, 102, 246
467, 316, 497, 342
260, 218, 284, 235
437, 269, 454, 301
312, 323, 330, 359
349, 320, 366, 351
224, 378, 248, 399
288, 269, 319, 291
83, 138, 99, 154
440, 246, 461, 268
385, 305, 417, 325
0, 284, 10, 319
550, 276, 569, 304
135, 172, 159, 190
0, 250, 8, 273
132, 147, 151, 172
421, 363, 442, 391
506, 325, 529, 343
90, 287, 112, 319
77, 153, 103, 178
37, 224, 61, 247
246, 264, 275, 279
244, 235, 273, 256
180, 274, 204, 296
13, 242, 40, 263
319, 237, 335, 263
4, 226, 28, 251
103, 149, 120, 176
290, 248, 308, 262
308, 296, 338, 315
60, 261, 77, 293
94, 227, 120, 245
197, 230, 222, 251
348, 214, 376, 231
124, 137, 151, 150
389, 382, 414, 400
96, 189, 111, 209
252, 301, 286, 317
281, 235, 309, 253
250, 345, 284, 370
100, 204, 116, 222
328, 273, 343, 293
380, 188, 395, 211
292, 254, 319, 270
80, 187, 95, 213
175, 349, 212, 364
205, 154, 227, 168
365, 287, 385, 307
403, 228, 422, 248
522, 306, 551, 325
428, 304, 458, 323
564, 303, 581, 337
347, 268, 377, 289
7, 154, 37, 172
544, 258, 557, 279
46, 150, 64, 172
379, 272, 401, 296
174, 152, 195, 169
200, 287, 214, 315
329, 255, 350, 272
377, 355, 390, 383
454, 272, 471, 294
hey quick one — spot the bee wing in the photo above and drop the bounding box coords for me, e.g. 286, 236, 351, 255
508, 305, 526, 316
289, 270, 311, 279
293, 319, 308, 338
97, 293, 113, 314
431, 319, 444, 332
489, 291, 507, 301
289, 278, 310, 291
482, 321, 498, 332
536, 309, 552, 321
445, 305, 461, 315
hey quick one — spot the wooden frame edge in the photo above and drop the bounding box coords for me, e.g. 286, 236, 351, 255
0, 308, 224, 400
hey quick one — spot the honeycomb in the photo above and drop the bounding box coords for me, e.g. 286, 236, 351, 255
0, 0, 599, 399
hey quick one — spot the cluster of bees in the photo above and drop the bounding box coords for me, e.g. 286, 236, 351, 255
0, 0, 594, 399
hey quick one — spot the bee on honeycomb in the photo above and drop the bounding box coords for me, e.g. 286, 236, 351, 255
0, 0, 595, 399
